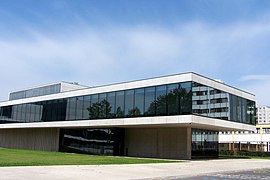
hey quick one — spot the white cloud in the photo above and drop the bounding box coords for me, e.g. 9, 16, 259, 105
1, 20, 270, 105
238, 74, 270, 106
240, 80, 270, 106
239, 75, 270, 81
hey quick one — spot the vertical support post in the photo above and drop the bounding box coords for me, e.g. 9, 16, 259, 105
239, 142, 241, 151
260, 127, 263, 152
232, 131, 235, 155
186, 127, 192, 160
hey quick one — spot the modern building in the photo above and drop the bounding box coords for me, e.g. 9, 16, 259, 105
257, 106, 270, 124
0, 72, 256, 159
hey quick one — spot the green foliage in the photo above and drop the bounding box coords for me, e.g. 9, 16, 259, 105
219, 150, 270, 159
128, 107, 141, 116
116, 107, 124, 117
87, 100, 111, 119
0, 148, 178, 166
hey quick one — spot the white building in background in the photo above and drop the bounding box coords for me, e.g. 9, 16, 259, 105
257, 106, 270, 124
219, 105, 270, 152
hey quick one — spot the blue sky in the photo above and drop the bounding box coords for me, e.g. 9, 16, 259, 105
0, 0, 270, 105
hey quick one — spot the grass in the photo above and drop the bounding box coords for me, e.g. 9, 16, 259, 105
219, 155, 252, 159
0, 148, 180, 167
219, 154, 270, 159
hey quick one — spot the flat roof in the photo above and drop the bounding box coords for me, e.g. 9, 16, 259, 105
0, 72, 256, 106
9, 81, 88, 94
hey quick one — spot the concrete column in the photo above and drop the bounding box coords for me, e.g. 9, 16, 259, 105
186, 127, 192, 159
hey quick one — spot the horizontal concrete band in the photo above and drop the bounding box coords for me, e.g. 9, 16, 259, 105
0, 115, 256, 131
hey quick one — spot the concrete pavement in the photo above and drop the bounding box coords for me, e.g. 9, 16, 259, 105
0, 159, 270, 180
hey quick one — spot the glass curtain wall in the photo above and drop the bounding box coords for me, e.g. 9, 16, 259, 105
134, 88, 144, 116
0, 81, 256, 125
192, 129, 219, 158
59, 128, 125, 156
9, 84, 61, 100
192, 82, 256, 124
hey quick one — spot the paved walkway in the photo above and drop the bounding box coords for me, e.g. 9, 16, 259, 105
183, 168, 270, 180
0, 159, 270, 180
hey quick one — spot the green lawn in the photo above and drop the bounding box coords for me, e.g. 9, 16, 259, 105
0, 148, 179, 166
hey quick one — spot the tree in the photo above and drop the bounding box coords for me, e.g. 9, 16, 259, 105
87, 100, 112, 119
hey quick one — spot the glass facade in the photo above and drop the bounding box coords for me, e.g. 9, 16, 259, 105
191, 82, 256, 125
192, 129, 219, 158
9, 84, 61, 100
0, 81, 256, 125
59, 128, 125, 156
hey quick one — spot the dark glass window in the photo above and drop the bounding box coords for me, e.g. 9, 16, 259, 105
210, 98, 228, 104
134, 88, 144, 117
58, 99, 67, 121
29, 103, 36, 122
47, 101, 54, 121
115, 91, 124, 118
230, 94, 237, 121
25, 104, 31, 122
179, 82, 192, 115
15, 105, 21, 121
82, 95, 91, 119
107, 92, 116, 118
51, 100, 58, 121
236, 96, 242, 121
76, 96, 84, 120
89, 94, 99, 119
210, 89, 222, 95
18, 104, 25, 122
98, 93, 107, 119
0, 107, 3, 120
144, 87, 155, 116
40, 102, 46, 121
241, 98, 247, 123
192, 129, 218, 158
31, 103, 37, 122
156, 85, 167, 116
124, 90, 134, 117
12, 105, 18, 121
67, 98, 76, 120
2, 106, 12, 120
60, 128, 125, 156
33, 102, 42, 122
247, 100, 256, 125
167, 84, 179, 115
